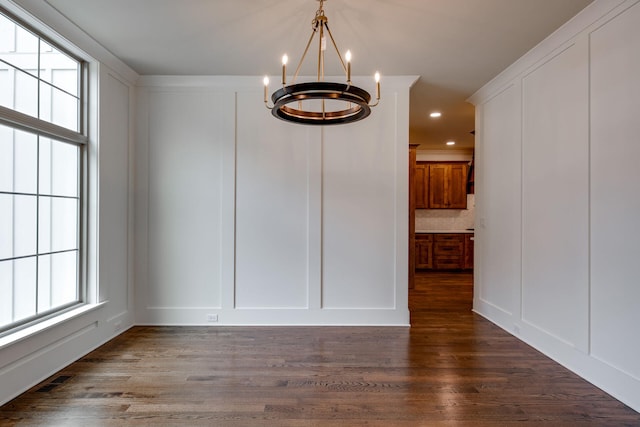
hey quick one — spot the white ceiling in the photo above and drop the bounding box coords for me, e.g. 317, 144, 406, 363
45, 0, 593, 149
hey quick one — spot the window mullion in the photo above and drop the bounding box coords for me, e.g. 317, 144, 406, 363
36, 136, 40, 315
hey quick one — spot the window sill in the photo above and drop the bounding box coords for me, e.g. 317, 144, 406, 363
0, 302, 106, 350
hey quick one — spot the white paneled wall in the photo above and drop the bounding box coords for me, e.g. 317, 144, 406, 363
476, 84, 521, 318
470, 0, 640, 412
235, 92, 315, 309
589, 1, 640, 381
521, 38, 590, 351
99, 71, 132, 317
146, 90, 228, 309
322, 105, 399, 309
135, 76, 415, 326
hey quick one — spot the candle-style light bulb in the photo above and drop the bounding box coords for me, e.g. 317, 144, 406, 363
345, 50, 352, 83
282, 54, 288, 85
263, 76, 270, 103
374, 72, 381, 100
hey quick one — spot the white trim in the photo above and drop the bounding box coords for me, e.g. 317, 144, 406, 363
0, 302, 105, 350
138, 75, 419, 91
468, 0, 630, 105
139, 307, 410, 327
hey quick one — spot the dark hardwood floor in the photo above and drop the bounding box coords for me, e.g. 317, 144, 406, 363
1, 271, 639, 426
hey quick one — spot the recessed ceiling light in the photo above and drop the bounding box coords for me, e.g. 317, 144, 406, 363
446, 141, 456, 146
430, 112, 442, 118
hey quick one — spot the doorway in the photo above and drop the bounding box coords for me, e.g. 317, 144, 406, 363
408, 145, 474, 313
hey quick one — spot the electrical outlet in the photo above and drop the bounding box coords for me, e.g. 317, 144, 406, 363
206, 314, 218, 323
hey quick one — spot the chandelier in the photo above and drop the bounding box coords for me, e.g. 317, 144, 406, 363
263, 0, 380, 125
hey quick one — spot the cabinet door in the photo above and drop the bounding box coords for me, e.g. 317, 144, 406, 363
428, 164, 468, 209
414, 164, 428, 209
463, 233, 474, 269
428, 164, 447, 208
448, 164, 468, 209
415, 234, 433, 269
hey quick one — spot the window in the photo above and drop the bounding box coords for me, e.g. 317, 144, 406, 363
0, 9, 86, 335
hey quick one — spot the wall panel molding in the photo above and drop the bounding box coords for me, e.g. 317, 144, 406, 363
134, 76, 416, 326
469, 0, 640, 412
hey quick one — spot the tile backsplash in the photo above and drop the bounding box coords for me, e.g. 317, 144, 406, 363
415, 194, 475, 231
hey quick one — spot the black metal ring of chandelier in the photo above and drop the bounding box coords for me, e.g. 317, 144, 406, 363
271, 81, 372, 125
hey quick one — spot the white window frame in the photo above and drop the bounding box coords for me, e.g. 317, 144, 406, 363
0, 6, 89, 337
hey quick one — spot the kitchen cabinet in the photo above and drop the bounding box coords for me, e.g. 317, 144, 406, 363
429, 163, 468, 209
463, 233, 474, 269
414, 163, 428, 209
415, 232, 473, 270
433, 233, 465, 269
415, 234, 433, 269
414, 162, 468, 209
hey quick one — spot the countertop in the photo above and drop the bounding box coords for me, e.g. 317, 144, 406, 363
416, 229, 474, 234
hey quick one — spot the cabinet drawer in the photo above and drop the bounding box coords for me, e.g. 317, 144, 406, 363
434, 255, 462, 269
432, 233, 464, 269
434, 234, 464, 243
434, 242, 463, 252
416, 234, 433, 242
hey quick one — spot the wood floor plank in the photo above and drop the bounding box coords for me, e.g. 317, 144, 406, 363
1, 271, 639, 426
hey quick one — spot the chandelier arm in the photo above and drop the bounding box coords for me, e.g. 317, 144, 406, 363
324, 23, 347, 74
292, 29, 317, 84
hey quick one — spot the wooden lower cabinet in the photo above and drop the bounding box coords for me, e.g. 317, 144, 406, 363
415, 234, 433, 269
433, 234, 464, 269
415, 233, 473, 270
463, 233, 474, 269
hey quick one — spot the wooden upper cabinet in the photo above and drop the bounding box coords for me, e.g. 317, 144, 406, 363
428, 163, 468, 209
428, 164, 446, 208
414, 164, 429, 209
447, 164, 468, 209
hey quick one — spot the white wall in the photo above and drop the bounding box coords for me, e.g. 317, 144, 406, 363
0, 0, 138, 406
135, 76, 415, 326
470, 0, 640, 412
